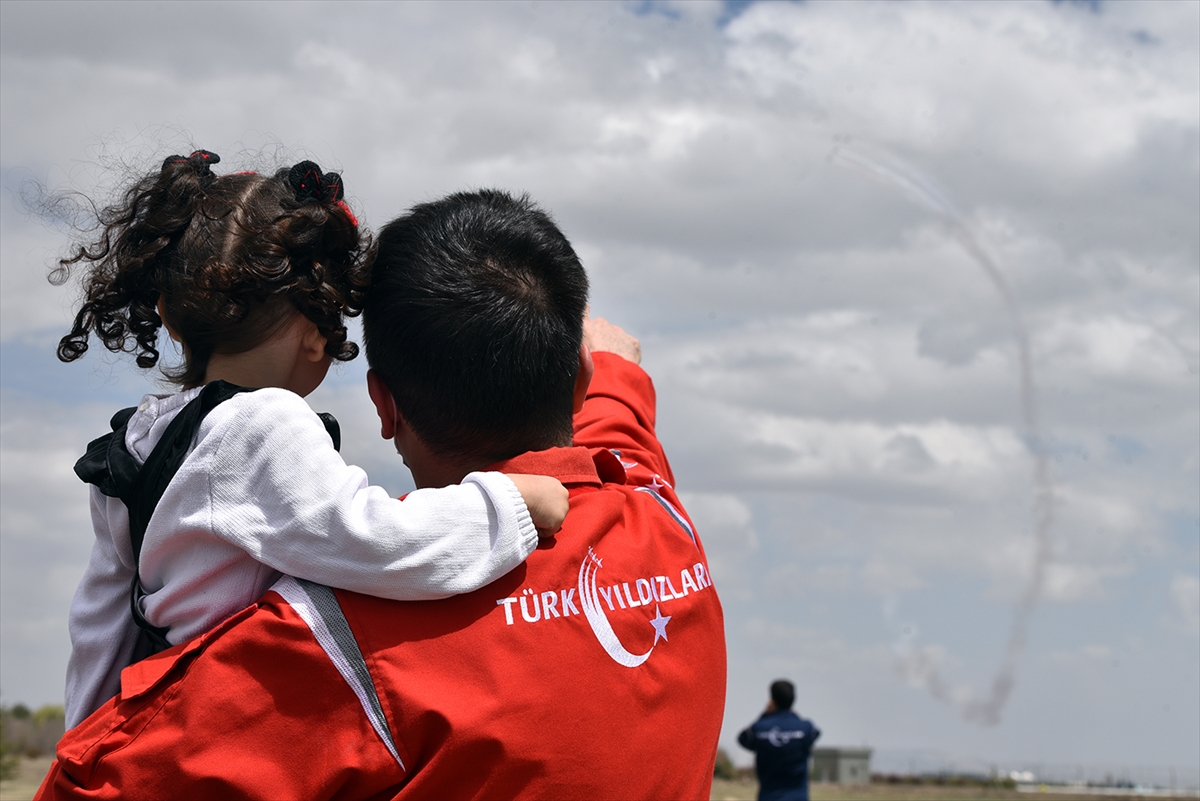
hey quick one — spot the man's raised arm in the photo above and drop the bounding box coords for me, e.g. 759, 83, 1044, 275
574, 317, 674, 487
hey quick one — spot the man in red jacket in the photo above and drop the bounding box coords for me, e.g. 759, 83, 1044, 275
37, 189, 727, 800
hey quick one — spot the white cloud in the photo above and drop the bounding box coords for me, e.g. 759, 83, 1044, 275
2, 0, 1197, 772
1171, 573, 1200, 635
0, 196, 78, 339
726, 0, 1199, 172
740, 617, 853, 669
1041, 562, 1129, 603
740, 414, 1024, 483
1039, 315, 1193, 383
678, 491, 759, 599
862, 559, 926, 595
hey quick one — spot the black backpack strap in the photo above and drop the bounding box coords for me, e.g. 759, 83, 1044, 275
124, 381, 254, 561
74, 407, 139, 499
125, 381, 256, 652
75, 382, 343, 657
317, 412, 341, 452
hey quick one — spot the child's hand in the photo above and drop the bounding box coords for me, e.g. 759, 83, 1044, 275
509, 474, 569, 539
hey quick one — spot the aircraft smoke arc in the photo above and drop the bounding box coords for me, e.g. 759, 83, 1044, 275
833, 143, 1055, 726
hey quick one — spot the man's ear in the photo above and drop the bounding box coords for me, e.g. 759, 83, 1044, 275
573, 342, 594, 413
367, 369, 398, 441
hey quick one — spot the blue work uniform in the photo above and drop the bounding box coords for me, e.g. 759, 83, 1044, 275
737, 710, 821, 801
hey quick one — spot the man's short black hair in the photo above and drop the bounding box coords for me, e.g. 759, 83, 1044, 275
363, 189, 589, 463
770, 680, 795, 712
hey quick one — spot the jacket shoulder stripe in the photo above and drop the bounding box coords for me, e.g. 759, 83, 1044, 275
272, 575, 403, 769
634, 487, 696, 545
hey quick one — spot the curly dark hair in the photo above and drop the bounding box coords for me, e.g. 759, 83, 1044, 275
364, 190, 588, 462
52, 151, 369, 388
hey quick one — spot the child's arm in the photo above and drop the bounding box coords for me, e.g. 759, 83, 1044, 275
179, 389, 558, 600
64, 491, 142, 728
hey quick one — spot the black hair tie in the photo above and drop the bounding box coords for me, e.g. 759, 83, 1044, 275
161, 149, 220, 182
288, 160, 345, 204
187, 150, 219, 169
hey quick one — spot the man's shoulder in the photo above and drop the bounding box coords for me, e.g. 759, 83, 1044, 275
43, 587, 402, 800
783, 711, 816, 728
322, 531, 725, 798
755, 711, 812, 730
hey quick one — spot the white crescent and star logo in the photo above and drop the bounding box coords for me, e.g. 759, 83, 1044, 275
578, 547, 673, 667
495, 546, 714, 667
760, 727, 809, 747
492, 469, 712, 667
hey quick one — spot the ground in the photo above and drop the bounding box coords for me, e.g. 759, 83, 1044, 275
0, 757, 51, 801
3, 759, 1191, 800
712, 777, 1195, 801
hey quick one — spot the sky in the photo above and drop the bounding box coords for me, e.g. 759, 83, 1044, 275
1, 0, 1197, 783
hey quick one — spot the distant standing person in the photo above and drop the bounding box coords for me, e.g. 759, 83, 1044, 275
738, 679, 821, 801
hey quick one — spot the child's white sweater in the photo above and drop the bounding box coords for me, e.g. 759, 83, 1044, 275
66, 385, 537, 727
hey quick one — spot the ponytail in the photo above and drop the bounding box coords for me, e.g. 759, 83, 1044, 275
54, 150, 368, 387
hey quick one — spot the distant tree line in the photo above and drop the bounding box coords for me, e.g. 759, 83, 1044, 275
713, 748, 755, 781
1, 702, 65, 780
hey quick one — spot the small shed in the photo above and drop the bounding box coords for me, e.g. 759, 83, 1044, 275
811, 747, 872, 784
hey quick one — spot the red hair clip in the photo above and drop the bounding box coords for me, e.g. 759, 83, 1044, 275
337, 200, 359, 227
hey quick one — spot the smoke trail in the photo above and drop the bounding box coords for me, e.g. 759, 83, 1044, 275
834, 143, 1055, 726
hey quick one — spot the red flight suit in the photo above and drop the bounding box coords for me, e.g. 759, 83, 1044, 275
36, 353, 728, 800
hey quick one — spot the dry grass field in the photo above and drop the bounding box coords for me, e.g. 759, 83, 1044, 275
0, 757, 52, 801
3, 759, 1192, 801
712, 776, 1196, 801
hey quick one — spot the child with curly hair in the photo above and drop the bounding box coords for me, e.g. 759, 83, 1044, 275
56, 150, 568, 727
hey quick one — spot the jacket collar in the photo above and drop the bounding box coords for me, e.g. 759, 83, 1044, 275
486, 446, 627, 487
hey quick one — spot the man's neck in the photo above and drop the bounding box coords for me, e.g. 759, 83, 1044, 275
401, 437, 489, 489
409, 461, 478, 489
400, 424, 573, 489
